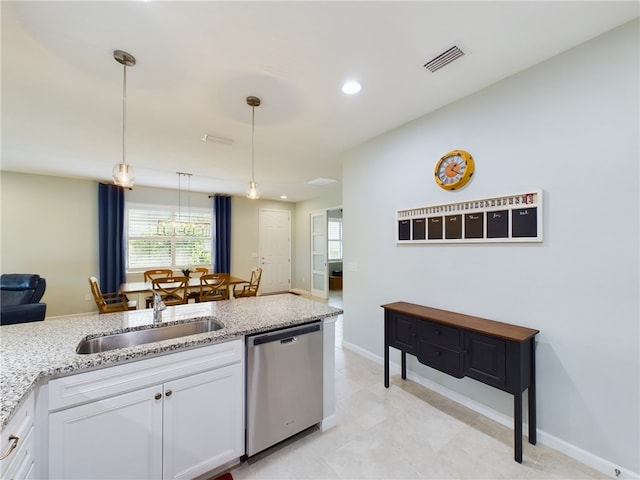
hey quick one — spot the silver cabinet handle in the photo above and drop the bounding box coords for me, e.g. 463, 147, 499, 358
165, 389, 173, 397
0, 435, 19, 460
154, 393, 162, 400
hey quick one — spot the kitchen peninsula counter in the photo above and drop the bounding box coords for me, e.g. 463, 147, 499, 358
0, 294, 342, 431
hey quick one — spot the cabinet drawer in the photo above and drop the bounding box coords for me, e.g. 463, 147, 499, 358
49, 338, 243, 411
417, 320, 461, 350
1, 392, 34, 480
387, 312, 417, 353
417, 340, 463, 378
464, 332, 506, 388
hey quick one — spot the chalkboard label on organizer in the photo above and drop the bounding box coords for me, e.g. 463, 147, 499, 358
465, 213, 484, 239
487, 210, 509, 238
512, 207, 537, 237
445, 215, 462, 239
412, 218, 426, 240
428, 217, 443, 239
398, 219, 411, 241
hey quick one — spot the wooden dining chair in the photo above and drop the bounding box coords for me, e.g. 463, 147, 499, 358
143, 269, 173, 307
88, 276, 137, 314
233, 267, 262, 298
198, 273, 230, 302
151, 276, 189, 306
185, 267, 211, 302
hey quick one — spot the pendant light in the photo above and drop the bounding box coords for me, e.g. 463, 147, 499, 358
112, 50, 136, 188
246, 96, 260, 200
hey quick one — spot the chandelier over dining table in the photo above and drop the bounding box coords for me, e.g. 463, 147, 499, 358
156, 172, 211, 237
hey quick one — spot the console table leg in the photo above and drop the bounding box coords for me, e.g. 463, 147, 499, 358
528, 343, 537, 444
384, 345, 390, 388
514, 391, 523, 463
401, 351, 407, 380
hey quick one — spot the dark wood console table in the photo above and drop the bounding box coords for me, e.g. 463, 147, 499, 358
382, 301, 539, 463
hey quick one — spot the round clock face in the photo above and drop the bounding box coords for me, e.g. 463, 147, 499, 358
435, 150, 475, 190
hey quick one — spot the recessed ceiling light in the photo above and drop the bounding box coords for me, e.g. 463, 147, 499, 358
341, 80, 361, 95
307, 177, 338, 186
202, 134, 234, 146
280, 195, 288, 200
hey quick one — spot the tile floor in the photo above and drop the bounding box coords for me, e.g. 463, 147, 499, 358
229, 292, 606, 479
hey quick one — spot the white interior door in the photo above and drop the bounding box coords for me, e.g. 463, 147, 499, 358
259, 209, 291, 294
310, 210, 327, 299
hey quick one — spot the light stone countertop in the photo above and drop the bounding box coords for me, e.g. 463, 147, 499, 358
0, 294, 342, 431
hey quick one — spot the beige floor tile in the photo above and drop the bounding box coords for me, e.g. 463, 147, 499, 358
229, 291, 604, 480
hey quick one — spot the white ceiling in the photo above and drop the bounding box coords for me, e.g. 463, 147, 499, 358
2, 1, 638, 202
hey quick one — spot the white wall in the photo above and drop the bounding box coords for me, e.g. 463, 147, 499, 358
341, 20, 639, 475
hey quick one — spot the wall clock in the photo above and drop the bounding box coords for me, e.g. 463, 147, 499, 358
434, 149, 475, 190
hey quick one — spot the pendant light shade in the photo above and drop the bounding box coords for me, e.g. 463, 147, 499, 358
112, 50, 136, 188
246, 96, 261, 200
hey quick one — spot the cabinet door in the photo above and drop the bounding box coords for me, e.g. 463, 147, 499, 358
162, 363, 243, 480
387, 312, 417, 353
464, 332, 506, 389
49, 385, 163, 479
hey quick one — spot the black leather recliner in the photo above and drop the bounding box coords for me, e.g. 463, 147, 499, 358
0, 274, 47, 325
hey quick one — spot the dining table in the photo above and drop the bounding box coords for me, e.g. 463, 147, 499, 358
119, 275, 248, 307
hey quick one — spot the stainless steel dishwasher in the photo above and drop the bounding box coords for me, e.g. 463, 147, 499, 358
246, 321, 323, 457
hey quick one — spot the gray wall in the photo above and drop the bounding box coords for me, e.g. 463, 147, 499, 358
341, 20, 638, 474
292, 190, 342, 293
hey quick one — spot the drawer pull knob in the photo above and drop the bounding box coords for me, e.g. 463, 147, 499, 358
435, 330, 441, 335
436, 351, 442, 357
0, 435, 19, 460
165, 389, 173, 397
154, 393, 162, 400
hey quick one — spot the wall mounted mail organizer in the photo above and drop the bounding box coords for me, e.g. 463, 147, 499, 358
397, 189, 543, 244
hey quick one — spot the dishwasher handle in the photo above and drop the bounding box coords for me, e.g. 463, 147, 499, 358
251, 323, 321, 346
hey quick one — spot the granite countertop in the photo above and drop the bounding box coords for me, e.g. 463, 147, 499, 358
0, 294, 342, 431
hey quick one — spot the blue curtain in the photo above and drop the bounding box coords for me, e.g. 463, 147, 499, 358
213, 195, 231, 273
98, 183, 126, 293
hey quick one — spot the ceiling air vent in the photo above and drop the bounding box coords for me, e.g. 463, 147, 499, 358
423, 45, 465, 73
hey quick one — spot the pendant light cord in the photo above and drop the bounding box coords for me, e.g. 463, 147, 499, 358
122, 63, 127, 167
251, 105, 255, 182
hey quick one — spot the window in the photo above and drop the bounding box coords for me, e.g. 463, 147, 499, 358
126, 204, 212, 272
327, 218, 343, 261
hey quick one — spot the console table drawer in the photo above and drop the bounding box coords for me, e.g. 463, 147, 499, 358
417, 340, 463, 378
387, 312, 417, 354
417, 320, 461, 349
464, 332, 506, 389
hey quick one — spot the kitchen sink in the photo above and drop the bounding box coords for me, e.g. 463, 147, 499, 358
76, 318, 225, 354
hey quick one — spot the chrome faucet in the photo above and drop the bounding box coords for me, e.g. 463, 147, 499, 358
153, 289, 166, 323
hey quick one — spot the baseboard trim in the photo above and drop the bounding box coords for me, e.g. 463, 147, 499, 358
341, 340, 638, 480
290, 288, 310, 296
320, 414, 337, 432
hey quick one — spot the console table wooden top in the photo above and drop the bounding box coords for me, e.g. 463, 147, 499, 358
382, 301, 539, 343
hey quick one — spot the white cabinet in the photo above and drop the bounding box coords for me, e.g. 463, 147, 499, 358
48, 340, 244, 480
0, 392, 35, 480
49, 385, 163, 479
163, 363, 242, 479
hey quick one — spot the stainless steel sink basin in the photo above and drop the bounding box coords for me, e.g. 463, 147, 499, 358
76, 318, 224, 354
